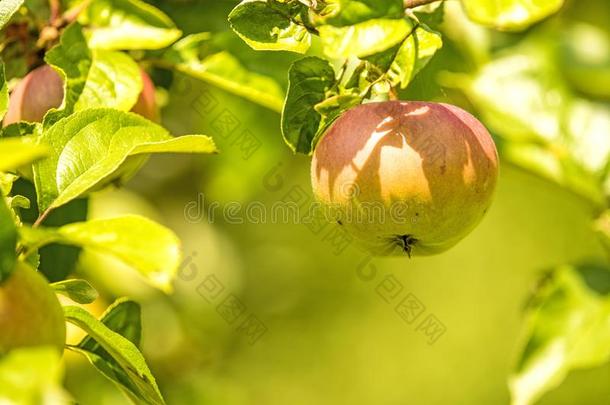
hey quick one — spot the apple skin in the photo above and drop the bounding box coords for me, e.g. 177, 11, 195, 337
131, 69, 159, 122
311, 101, 499, 256
3, 66, 158, 126
3, 65, 64, 126
0, 262, 66, 354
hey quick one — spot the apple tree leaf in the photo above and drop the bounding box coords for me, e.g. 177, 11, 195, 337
319, 17, 413, 58
164, 33, 285, 112
33, 108, 216, 213
0, 0, 23, 30
510, 263, 610, 405
64, 305, 164, 405
461, 0, 564, 31
281, 56, 337, 154
81, 0, 181, 50
229, 0, 311, 54
313, 0, 404, 26
20, 215, 181, 292
44, 23, 143, 126
51, 279, 99, 304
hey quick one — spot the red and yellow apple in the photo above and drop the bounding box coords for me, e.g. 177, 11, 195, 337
311, 101, 499, 256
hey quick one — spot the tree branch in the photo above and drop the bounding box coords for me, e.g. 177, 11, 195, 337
403, 0, 440, 8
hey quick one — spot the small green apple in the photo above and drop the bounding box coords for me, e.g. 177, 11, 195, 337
311, 101, 499, 256
0, 262, 66, 354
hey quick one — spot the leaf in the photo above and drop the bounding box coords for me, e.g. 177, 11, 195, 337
33, 108, 216, 212
319, 18, 413, 58
80, 298, 142, 349
366, 24, 442, 89
229, 0, 311, 54
0, 136, 48, 172
75, 50, 143, 112
0, 63, 8, 121
51, 279, 98, 304
0, 197, 17, 282
165, 33, 285, 112
0, 0, 23, 30
461, 0, 564, 31
44, 23, 144, 126
313, 0, 404, 26
510, 263, 610, 405
455, 41, 610, 206
81, 0, 181, 50
595, 210, 610, 255
20, 215, 181, 292
0, 346, 68, 404
281, 57, 337, 154
64, 305, 165, 405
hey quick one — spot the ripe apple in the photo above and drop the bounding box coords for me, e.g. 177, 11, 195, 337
0, 262, 66, 354
3, 65, 158, 126
311, 101, 499, 256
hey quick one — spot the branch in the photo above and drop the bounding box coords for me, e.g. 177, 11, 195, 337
403, 0, 440, 8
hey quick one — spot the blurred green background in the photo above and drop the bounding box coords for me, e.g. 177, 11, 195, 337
62, 0, 610, 403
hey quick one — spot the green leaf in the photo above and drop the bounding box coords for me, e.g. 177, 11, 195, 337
367, 24, 442, 89
281, 57, 336, 154
51, 279, 98, 304
0, 197, 17, 282
21, 215, 181, 291
455, 41, 609, 206
461, 0, 564, 31
229, 0, 311, 54
76, 50, 143, 112
510, 263, 610, 405
81, 0, 181, 50
33, 108, 216, 212
73, 299, 143, 403
0, 63, 8, 121
595, 210, 610, 255
0, 0, 23, 30
313, 0, 404, 26
80, 298, 142, 349
319, 17, 413, 58
44, 23, 144, 125
0, 346, 68, 404
64, 305, 165, 405
165, 33, 285, 112
0, 136, 48, 172
44, 23, 92, 126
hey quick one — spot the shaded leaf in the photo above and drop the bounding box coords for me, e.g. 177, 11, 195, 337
51, 279, 98, 304
0, 198, 17, 282
229, 0, 311, 54
313, 0, 404, 26
0, 63, 7, 121
64, 306, 164, 405
510, 263, 610, 405
281, 57, 336, 154
0, 136, 48, 172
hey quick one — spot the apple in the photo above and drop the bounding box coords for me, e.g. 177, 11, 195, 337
311, 101, 499, 256
3, 65, 64, 126
3, 65, 158, 126
0, 262, 66, 354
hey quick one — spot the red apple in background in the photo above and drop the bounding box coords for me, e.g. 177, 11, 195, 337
311, 101, 499, 256
3, 65, 64, 126
2, 65, 158, 126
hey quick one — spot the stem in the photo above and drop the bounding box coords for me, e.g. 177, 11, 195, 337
403, 0, 440, 8
33, 208, 52, 228
49, 0, 61, 23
